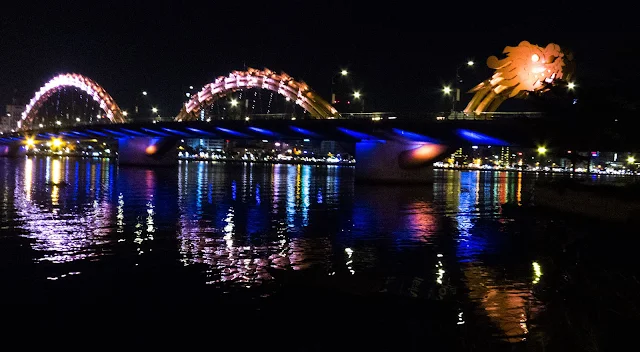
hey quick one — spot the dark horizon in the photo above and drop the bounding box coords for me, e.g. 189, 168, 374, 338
2, 1, 639, 116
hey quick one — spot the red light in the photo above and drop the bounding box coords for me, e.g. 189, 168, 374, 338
517, 152, 522, 156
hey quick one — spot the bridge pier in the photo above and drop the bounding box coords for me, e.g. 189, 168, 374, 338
355, 140, 448, 184
0, 143, 27, 158
117, 137, 178, 166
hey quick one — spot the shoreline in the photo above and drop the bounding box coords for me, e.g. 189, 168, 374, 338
434, 166, 640, 177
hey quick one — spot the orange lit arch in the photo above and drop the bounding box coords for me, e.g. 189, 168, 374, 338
176, 67, 340, 121
20, 73, 126, 128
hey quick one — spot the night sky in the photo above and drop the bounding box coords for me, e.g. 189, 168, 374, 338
2, 1, 639, 116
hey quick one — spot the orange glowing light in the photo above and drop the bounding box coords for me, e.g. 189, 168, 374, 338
145, 145, 157, 155
399, 143, 449, 169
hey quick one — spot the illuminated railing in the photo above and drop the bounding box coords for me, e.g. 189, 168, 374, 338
139, 111, 546, 122
446, 111, 545, 120
4, 111, 549, 134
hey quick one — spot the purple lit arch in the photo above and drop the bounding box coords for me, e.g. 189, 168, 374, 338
20, 73, 126, 128
176, 67, 340, 121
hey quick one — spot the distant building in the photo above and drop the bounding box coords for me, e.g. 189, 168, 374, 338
2, 104, 25, 131
186, 138, 224, 151
321, 140, 347, 156
500, 147, 511, 167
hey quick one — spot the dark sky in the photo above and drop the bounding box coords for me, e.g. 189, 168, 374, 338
2, 1, 639, 116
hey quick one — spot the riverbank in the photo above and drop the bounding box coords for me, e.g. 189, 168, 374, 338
434, 165, 640, 176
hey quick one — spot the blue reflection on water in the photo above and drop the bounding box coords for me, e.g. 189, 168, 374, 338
1, 158, 579, 343
455, 171, 487, 262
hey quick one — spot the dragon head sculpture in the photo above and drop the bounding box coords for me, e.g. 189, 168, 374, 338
464, 41, 575, 114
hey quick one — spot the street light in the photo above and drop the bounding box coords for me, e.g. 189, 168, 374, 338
442, 86, 452, 95
537, 146, 547, 155
142, 91, 148, 96
567, 82, 576, 90
230, 99, 239, 107
353, 91, 364, 112
331, 69, 349, 104
452, 60, 475, 113
628, 155, 635, 164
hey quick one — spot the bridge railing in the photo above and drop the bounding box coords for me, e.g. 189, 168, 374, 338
5, 111, 548, 133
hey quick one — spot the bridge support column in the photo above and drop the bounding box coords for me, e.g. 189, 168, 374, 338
117, 137, 178, 166
0, 143, 27, 158
355, 140, 448, 184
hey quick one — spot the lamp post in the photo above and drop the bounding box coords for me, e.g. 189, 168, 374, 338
353, 91, 364, 113
452, 60, 474, 113
331, 69, 349, 105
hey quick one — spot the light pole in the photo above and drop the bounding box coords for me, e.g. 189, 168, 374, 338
452, 60, 474, 113
331, 69, 349, 105
151, 107, 159, 122
353, 91, 364, 113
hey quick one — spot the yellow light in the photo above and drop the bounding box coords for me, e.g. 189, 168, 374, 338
25, 137, 35, 148
151, 107, 158, 113
51, 138, 63, 148
230, 99, 238, 107
123, 111, 128, 116
532, 261, 543, 284
467, 60, 474, 66
537, 146, 547, 155
567, 82, 575, 90
341, 70, 348, 76
443, 86, 451, 95
628, 156, 635, 164
353, 91, 361, 99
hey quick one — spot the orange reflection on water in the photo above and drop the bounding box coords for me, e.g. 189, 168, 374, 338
517, 172, 523, 205
463, 265, 537, 343
498, 171, 508, 205
404, 201, 437, 242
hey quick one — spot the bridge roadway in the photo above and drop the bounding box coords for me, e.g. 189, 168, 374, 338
0, 115, 634, 151
1, 115, 633, 183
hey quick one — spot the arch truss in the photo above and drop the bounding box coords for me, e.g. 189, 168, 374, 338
176, 67, 340, 121
20, 73, 126, 129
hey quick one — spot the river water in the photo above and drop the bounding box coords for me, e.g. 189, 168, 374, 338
1, 156, 637, 350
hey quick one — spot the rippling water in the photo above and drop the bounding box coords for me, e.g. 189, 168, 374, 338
1, 156, 631, 348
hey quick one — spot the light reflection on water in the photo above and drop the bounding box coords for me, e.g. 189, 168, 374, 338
1, 157, 607, 341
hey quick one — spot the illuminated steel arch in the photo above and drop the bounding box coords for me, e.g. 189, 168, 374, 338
176, 67, 340, 121
20, 73, 126, 128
